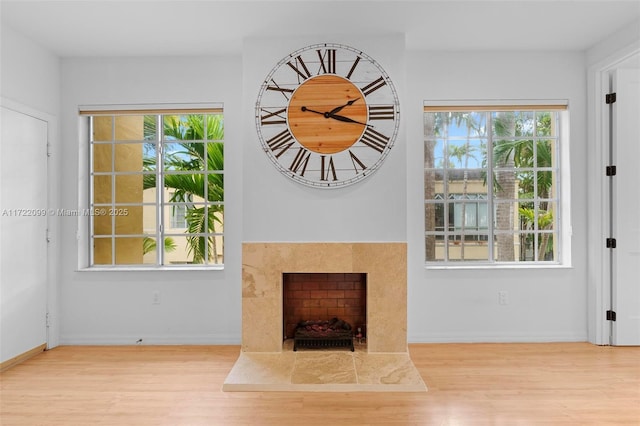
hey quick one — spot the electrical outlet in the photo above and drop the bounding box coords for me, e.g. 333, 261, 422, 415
498, 291, 509, 305
152, 291, 161, 305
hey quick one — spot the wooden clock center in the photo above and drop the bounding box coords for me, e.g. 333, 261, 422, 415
287, 75, 367, 155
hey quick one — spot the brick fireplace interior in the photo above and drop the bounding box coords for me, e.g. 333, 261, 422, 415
282, 273, 367, 341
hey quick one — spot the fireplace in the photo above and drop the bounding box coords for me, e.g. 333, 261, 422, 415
224, 242, 426, 392
241, 242, 407, 353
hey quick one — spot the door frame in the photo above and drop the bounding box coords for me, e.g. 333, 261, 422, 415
587, 44, 640, 345
1, 97, 59, 350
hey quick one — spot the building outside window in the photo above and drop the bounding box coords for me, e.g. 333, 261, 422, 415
424, 104, 568, 265
84, 107, 224, 267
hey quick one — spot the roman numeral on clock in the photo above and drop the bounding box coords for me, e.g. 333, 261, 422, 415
266, 79, 294, 100
368, 105, 395, 120
349, 150, 367, 173
289, 147, 311, 176
361, 76, 386, 96
287, 56, 312, 82
317, 49, 336, 74
259, 107, 287, 125
360, 128, 390, 153
266, 129, 295, 158
321, 155, 337, 181
346, 56, 361, 80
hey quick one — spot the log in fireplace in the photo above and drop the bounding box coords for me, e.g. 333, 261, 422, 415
293, 318, 355, 351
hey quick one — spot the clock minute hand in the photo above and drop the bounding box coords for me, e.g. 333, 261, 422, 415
327, 113, 372, 127
328, 97, 360, 116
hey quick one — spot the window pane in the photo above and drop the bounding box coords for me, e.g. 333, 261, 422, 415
164, 115, 202, 141
494, 201, 517, 232
92, 116, 113, 141
93, 144, 112, 172
114, 206, 147, 235
162, 234, 219, 265
425, 202, 441, 233
93, 214, 111, 236
208, 173, 224, 202
143, 142, 157, 171
142, 237, 160, 264
93, 237, 112, 265
536, 112, 554, 137
206, 141, 224, 171
205, 114, 224, 140
93, 175, 112, 204
115, 143, 144, 172
114, 237, 144, 264
492, 233, 519, 262
115, 115, 145, 141
114, 175, 144, 203
163, 142, 204, 171
447, 235, 490, 262
492, 111, 516, 138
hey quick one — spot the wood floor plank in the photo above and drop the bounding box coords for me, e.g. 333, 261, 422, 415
1, 343, 638, 425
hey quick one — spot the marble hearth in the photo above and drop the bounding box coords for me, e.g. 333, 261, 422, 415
223, 242, 426, 392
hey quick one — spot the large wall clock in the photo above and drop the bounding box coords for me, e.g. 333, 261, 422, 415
255, 43, 400, 188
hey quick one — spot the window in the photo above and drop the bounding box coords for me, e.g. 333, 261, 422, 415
169, 192, 193, 229
424, 104, 568, 265
84, 107, 224, 267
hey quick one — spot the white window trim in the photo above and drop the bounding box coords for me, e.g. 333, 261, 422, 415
423, 100, 572, 269
76, 103, 225, 271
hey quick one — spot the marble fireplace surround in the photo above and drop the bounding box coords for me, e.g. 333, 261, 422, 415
241, 242, 407, 353
223, 242, 426, 392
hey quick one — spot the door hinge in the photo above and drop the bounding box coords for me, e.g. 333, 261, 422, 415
606, 238, 617, 248
46, 312, 51, 327
606, 92, 617, 104
606, 165, 617, 176
606, 310, 617, 321
46, 229, 51, 243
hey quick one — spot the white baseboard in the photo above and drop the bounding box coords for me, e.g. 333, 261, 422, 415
59, 334, 241, 346
407, 331, 588, 344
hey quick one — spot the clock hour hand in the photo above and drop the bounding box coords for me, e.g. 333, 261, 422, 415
301, 106, 372, 127
301, 106, 327, 116
327, 113, 371, 127
328, 97, 360, 116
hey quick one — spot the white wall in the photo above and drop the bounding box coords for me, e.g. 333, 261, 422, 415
1, 25, 60, 115
58, 56, 243, 344
406, 51, 589, 342
2, 22, 615, 346
242, 34, 407, 242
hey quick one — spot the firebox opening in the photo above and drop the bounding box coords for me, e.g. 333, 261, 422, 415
282, 273, 367, 349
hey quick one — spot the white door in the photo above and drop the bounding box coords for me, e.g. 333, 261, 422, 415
0, 106, 49, 362
612, 69, 640, 346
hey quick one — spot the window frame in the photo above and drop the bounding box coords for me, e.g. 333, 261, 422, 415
79, 104, 225, 270
423, 100, 572, 268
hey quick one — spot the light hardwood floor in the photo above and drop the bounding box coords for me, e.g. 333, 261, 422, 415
1, 343, 638, 425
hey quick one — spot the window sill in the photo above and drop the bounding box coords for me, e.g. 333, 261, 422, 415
425, 263, 572, 270
76, 265, 224, 272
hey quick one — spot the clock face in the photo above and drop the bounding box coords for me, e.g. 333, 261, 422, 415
256, 43, 400, 188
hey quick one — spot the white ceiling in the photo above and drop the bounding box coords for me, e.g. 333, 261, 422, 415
1, 0, 639, 57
